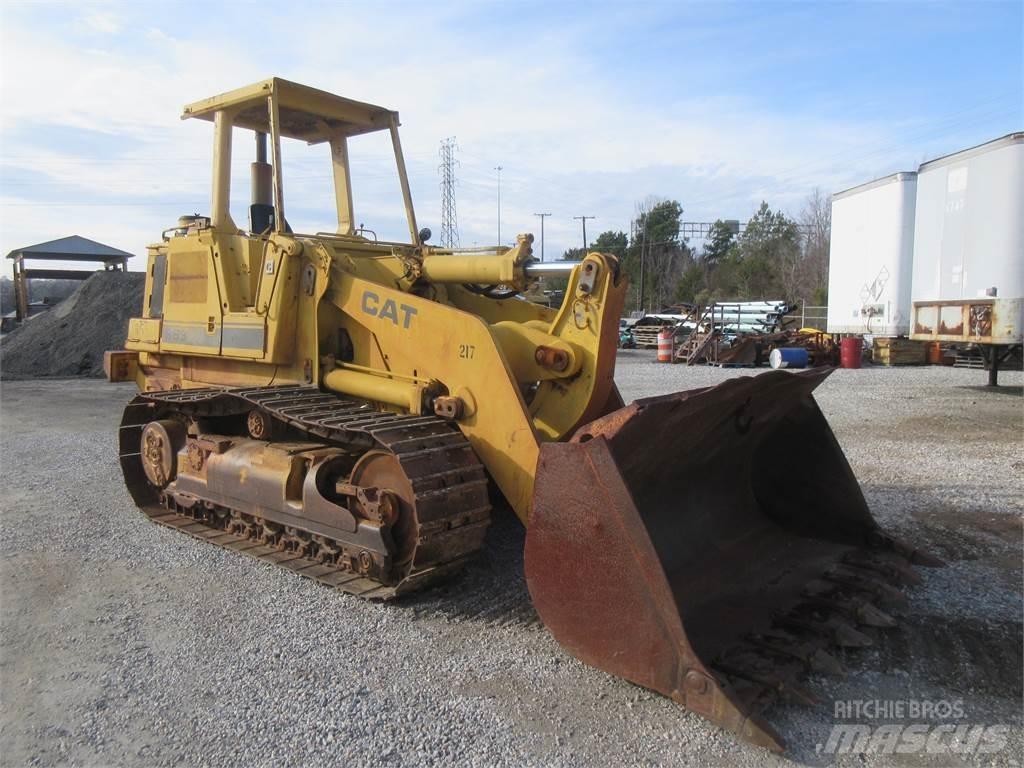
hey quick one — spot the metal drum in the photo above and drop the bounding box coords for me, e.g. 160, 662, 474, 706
840, 336, 864, 369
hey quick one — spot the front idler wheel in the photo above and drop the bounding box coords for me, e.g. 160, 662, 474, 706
140, 419, 186, 488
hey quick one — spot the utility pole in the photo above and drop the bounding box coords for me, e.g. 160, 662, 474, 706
573, 215, 595, 254
494, 165, 503, 246
533, 212, 551, 261
438, 137, 459, 248
639, 215, 649, 312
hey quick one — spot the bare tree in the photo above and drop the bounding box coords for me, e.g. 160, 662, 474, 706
798, 187, 831, 305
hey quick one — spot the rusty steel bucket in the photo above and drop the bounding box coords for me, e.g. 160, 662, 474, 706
525, 368, 939, 751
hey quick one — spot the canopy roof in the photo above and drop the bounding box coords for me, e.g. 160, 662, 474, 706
182, 77, 398, 144
6, 235, 132, 265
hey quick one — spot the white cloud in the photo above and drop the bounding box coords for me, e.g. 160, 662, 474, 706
80, 10, 123, 35
0, 3, 1015, 264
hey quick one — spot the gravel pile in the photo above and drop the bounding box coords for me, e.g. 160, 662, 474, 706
0, 360, 1021, 767
0, 271, 145, 380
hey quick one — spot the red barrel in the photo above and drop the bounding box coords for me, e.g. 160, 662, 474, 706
657, 331, 674, 363
840, 336, 863, 369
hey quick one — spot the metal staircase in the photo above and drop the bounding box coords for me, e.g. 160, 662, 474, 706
675, 305, 720, 365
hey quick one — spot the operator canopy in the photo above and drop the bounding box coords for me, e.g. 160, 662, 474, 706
182, 77, 400, 143
181, 77, 418, 242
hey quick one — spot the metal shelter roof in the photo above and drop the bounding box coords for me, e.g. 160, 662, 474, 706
6, 235, 132, 266
181, 77, 399, 144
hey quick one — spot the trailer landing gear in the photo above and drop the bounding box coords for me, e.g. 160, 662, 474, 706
983, 344, 1022, 387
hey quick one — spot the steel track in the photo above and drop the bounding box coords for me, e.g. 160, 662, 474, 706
118, 386, 492, 600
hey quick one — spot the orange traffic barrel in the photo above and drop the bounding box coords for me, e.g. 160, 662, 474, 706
657, 331, 674, 362
840, 336, 863, 369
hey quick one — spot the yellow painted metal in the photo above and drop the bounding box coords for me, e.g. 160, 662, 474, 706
446, 285, 557, 326
488, 322, 580, 382
220, 312, 266, 360
329, 137, 355, 236
421, 235, 532, 287
323, 368, 425, 414
104, 350, 139, 382
327, 273, 543, 519
122, 77, 628, 524
388, 115, 421, 245
267, 86, 286, 232
211, 110, 236, 231
158, 235, 222, 356
188, 78, 417, 246
527, 253, 625, 439
331, 360, 429, 385
182, 78, 397, 142
126, 318, 161, 349
421, 254, 518, 285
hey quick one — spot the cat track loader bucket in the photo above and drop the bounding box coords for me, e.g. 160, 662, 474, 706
525, 368, 940, 751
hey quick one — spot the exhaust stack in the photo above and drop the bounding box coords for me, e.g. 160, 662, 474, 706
250, 131, 273, 232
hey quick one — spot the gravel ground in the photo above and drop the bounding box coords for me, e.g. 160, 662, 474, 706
1, 357, 1021, 767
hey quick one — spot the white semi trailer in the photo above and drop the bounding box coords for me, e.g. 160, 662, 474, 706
909, 133, 1023, 385
827, 172, 918, 336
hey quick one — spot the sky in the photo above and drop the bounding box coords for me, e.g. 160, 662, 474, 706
1, 0, 1021, 270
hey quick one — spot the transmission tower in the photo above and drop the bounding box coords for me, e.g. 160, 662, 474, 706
438, 137, 460, 248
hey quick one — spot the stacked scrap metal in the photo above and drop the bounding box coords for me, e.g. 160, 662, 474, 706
675, 300, 799, 365
701, 329, 838, 367
703, 300, 796, 336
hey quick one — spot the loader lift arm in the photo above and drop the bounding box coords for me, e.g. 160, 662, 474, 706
324, 243, 627, 522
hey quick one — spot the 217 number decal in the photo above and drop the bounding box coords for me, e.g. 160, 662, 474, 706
459, 344, 475, 359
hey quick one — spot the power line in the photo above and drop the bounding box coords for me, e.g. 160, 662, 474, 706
438, 137, 460, 248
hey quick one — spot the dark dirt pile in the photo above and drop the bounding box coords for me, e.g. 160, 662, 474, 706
0, 271, 145, 379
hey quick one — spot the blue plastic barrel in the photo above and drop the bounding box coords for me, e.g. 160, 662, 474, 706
769, 347, 809, 369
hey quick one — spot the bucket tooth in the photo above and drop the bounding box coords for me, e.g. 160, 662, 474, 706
779, 614, 873, 648
854, 600, 897, 628
713, 663, 819, 707
802, 578, 842, 598
868, 531, 945, 567
842, 551, 921, 586
801, 595, 897, 628
824, 567, 908, 609
745, 634, 805, 662
808, 648, 846, 676
823, 617, 874, 648
745, 633, 846, 677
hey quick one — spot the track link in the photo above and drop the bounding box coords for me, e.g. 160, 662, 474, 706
119, 386, 491, 600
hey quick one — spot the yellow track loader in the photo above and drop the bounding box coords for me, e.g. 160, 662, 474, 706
110, 78, 938, 751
